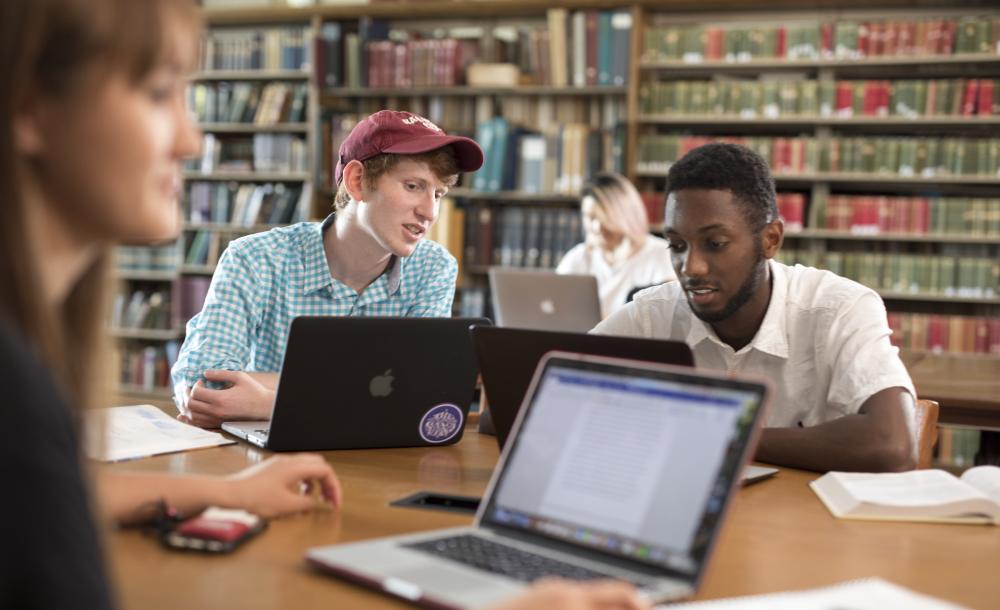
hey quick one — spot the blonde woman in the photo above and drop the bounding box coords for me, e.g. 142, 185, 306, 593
556, 173, 674, 318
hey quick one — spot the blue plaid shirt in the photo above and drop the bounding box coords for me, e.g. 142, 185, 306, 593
170, 215, 457, 393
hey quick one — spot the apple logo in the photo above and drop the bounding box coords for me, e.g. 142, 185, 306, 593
369, 369, 394, 397
539, 299, 556, 315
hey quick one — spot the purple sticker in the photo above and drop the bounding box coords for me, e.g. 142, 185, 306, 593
419, 403, 464, 444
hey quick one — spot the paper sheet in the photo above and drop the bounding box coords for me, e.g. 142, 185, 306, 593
659, 578, 970, 610
85, 404, 235, 462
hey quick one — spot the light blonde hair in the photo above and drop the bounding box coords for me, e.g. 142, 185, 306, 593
333, 147, 460, 210
581, 172, 650, 252
0, 0, 200, 410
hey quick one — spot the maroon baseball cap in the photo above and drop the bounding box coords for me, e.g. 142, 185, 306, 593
334, 110, 484, 185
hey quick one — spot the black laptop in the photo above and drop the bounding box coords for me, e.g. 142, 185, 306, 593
471, 327, 778, 485
472, 326, 695, 449
221, 317, 490, 451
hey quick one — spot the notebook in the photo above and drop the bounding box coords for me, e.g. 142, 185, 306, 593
221, 317, 489, 451
307, 351, 771, 608
489, 268, 602, 332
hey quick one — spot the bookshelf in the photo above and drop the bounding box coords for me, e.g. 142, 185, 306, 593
113, 21, 319, 407
173, 2, 999, 464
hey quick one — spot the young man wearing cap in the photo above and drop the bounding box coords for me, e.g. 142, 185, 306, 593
171, 111, 484, 428
594, 143, 917, 473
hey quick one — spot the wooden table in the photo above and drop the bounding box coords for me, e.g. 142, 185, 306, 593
107, 431, 1000, 610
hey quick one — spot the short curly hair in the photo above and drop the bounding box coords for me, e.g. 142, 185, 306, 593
665, 143, 778, 233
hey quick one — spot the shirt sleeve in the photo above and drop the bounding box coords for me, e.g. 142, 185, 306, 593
591, 300, 646, 336
822, 290, 917, 416
555, 243, 586, 274
405, 246, 458, 318
170, 240, 267, 394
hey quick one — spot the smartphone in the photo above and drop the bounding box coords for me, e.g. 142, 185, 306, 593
161, 507, 266, 554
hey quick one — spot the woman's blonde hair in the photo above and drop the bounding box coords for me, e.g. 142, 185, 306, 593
581, 172, 650, 252
0, 0, 200, 410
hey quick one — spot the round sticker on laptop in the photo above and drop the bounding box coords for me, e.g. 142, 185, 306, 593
419, 403, 464, 444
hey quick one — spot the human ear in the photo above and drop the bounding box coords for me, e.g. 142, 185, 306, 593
761, 219, 784, 259
342, 160, 367, 203
13, 111, 46, 156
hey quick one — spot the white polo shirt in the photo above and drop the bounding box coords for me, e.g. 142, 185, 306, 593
556, 235, 676, 318
593, 260, 915, 428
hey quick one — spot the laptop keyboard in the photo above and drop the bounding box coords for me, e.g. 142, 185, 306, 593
404, 534, 637, 584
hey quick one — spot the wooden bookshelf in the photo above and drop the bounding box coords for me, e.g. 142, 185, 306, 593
111, 328, 185, 341
182, 171, 312, 181
116, 269, 180, 281
637, 116, 1000, 128
191, 69, 309, 81
322, 85, 628, 101
784, 230, 1000, 245
639, 53, 1000, 72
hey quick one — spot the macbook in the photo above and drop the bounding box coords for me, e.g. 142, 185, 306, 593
221, 317, 490, 451
489, 268, 601, 332
472, 327, 776, 486
307, 351, 771, 608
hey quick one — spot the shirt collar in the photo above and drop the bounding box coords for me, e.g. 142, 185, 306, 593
302, 214, 403, 297
684, 259, 789, 359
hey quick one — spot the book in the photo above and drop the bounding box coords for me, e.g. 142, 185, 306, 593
668, 577, 970, 610
85, 404, 235, 462
810, 466, 1000, 525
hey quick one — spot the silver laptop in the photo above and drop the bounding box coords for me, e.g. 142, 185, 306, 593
489, 268, 601, 332
307, 351, 771, 608
221, 317, 489, 451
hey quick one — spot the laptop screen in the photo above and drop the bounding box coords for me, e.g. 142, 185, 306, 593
480, 355, 766, 579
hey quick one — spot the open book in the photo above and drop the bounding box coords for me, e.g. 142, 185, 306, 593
810, 466, 1000, 525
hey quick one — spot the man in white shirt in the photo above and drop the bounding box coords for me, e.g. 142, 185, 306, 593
594, 143, 917, 472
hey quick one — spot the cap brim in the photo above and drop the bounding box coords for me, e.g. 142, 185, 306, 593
382, 134, 484, 173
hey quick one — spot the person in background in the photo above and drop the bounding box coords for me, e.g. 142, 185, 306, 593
171, 110, 483, 428
0, 0, 647, 608
556, 172, 675, 318
594, 143, 916, 473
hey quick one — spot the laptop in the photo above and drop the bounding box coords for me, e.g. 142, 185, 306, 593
221, 317, 490, 451
489, 268, 601, 332
472, 327, 777, 486
307, 351, 771, 608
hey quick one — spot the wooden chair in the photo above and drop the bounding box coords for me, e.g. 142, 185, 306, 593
914, 399, 940, 469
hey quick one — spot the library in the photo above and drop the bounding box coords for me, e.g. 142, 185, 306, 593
2, 0, 999, 609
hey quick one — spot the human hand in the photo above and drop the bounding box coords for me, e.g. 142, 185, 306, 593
483, 579, 651, 610
224, 454, 343, 518
178, 369, 275, 428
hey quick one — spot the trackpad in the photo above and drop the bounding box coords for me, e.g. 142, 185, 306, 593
392, 565, 511, 593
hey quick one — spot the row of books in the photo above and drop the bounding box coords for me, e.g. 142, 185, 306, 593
637, 135, 1000, 178
638, 78, 999, 118
116, 244, 182, 273
118, 341, 180, 392
463, 206, 583, 270
198, 26, 311, 72
642, 16, 1000, 63
188, 134, 309, 174
185, 181, 310, 227
811, 195, 1000, 236
183, 230, 238, 268
111, 289, 176, 331
936, 427, 991, 469
188, 82, 308, 125
889, 313, 1000, 356
778, 249, 999, 298
314, 9, 631, 90
473, 117, 625, 195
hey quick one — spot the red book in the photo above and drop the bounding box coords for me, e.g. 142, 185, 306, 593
706, 26, 724, 60
862, 82, 879, 116
836, 81, 854, 116
977, 79, 994, 116
820, 22, 834, 58
939, 20, 956, 55
928, 316, 946, 352
962, 79, 980, 116
913, 197, 930, 234
640, 192, 665, 225
989, 319, 1000, 355
877, 80, 891, 116
585, 11, 598, 86
858, 22, 872, 57
883, 21, 899, 56
974, 317, 990, 354
775, 26, 787, 59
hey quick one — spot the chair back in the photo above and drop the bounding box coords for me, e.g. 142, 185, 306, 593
914, 399, 940, 469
